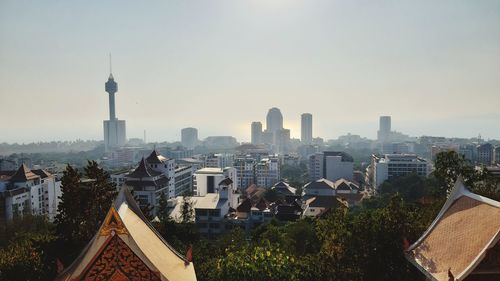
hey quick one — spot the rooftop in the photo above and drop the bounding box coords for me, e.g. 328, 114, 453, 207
406, 179, 500, 281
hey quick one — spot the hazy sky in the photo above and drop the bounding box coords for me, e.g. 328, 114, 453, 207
1, 0, 499, 143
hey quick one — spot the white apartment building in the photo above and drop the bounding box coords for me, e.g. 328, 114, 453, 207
0, 164, 61, 221
308, 152, 354, 182
233, 157, 256, 189
204, 153, 234, 169
371, 154, 431, 188
193, 167, 237, 196
255, 157, 280, 188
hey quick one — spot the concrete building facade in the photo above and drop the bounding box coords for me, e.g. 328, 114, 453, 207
308, 151, 354, 182
301, 113, 313, 145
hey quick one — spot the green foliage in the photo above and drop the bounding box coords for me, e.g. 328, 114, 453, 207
280, 163, 308, 188
180, 195, 195, 223
0, 215, 57, 281
211, 242, 301, 281
434, 151, 499, 199
54, 161, 117, 262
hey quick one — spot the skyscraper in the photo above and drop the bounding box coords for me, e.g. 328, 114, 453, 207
103, 59, 127, 152
301, 113, 313, 144
181, 127, 198, 149
377, 116, 391, 143
266, 107, 283, 133
251, 122, 262, 145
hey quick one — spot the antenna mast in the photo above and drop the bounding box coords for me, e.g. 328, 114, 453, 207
109, 53, 112, 74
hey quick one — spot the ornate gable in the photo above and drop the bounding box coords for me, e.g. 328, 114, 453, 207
76, 235, 161, 281
100, 207, 128, 236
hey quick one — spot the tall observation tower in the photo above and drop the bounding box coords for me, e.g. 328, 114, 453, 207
105, 71, 117, 120
103, 55, 127, 152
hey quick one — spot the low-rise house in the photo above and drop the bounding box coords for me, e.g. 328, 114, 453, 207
302, 196, 346, 217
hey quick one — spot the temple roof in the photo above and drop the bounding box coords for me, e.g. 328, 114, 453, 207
127, 158, 163, 179
146, 150, 168, 164
9, 164, 39, 182
57, 187, 197, 281
31, 169, 52, 179
406, 179, 500, 281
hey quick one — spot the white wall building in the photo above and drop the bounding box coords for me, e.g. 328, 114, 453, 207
204, 153, 234, 169
193, 167, 237, 196
233, 157, 256, 189
255, 156, 280, 188
371, 154, 431, 188
0, 164, 61, 221
308, 152, 354, 182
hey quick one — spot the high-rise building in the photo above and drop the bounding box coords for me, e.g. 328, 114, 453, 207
301, 113, 313, 144
181, 127, 198, 149
103, 65, 127, 152
251, 121, 263, 145
377, 116, 391, 143
266, 107, 283, 133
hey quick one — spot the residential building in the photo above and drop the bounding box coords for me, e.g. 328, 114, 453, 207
459, 144, 476, 162
204, 153, 234, 169
251, 121, 263, 145
302, 178, 363, 217
301, 113, 313, 145
406, 179, 500, 281
203, 136, 238, 148
271, 181, 297, 197
233, 157, 256, 189
56, 187, 197, 281
169, 175, 240, 238
181, 127, 198, 149
174, 165, 193, 196
430, 143, 459, 161
381, 142, 415, 155
115, 150, 193, 210
124, 158, 169, 212
0, 164, 61, 221
477, 143, 494, 165
308, 151, 354, 182
370, 154, 430, 188
255, 156, 280, 188
193, 167, 237, 196
164, 147, 194, 160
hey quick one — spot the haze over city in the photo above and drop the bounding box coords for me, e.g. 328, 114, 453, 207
1, 0, 500, 143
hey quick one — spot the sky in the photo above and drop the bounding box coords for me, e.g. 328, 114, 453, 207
0, 0, 499, 143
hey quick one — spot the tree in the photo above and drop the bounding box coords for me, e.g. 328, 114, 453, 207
434, 151, 499, 199
55, 161, 117, 263
433, 151, 478, 194
0, 215, 57, 281
157, 191, 170, 222
180, 195, 194, 223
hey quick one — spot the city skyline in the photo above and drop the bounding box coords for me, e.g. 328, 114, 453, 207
1, 1, 500, 143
